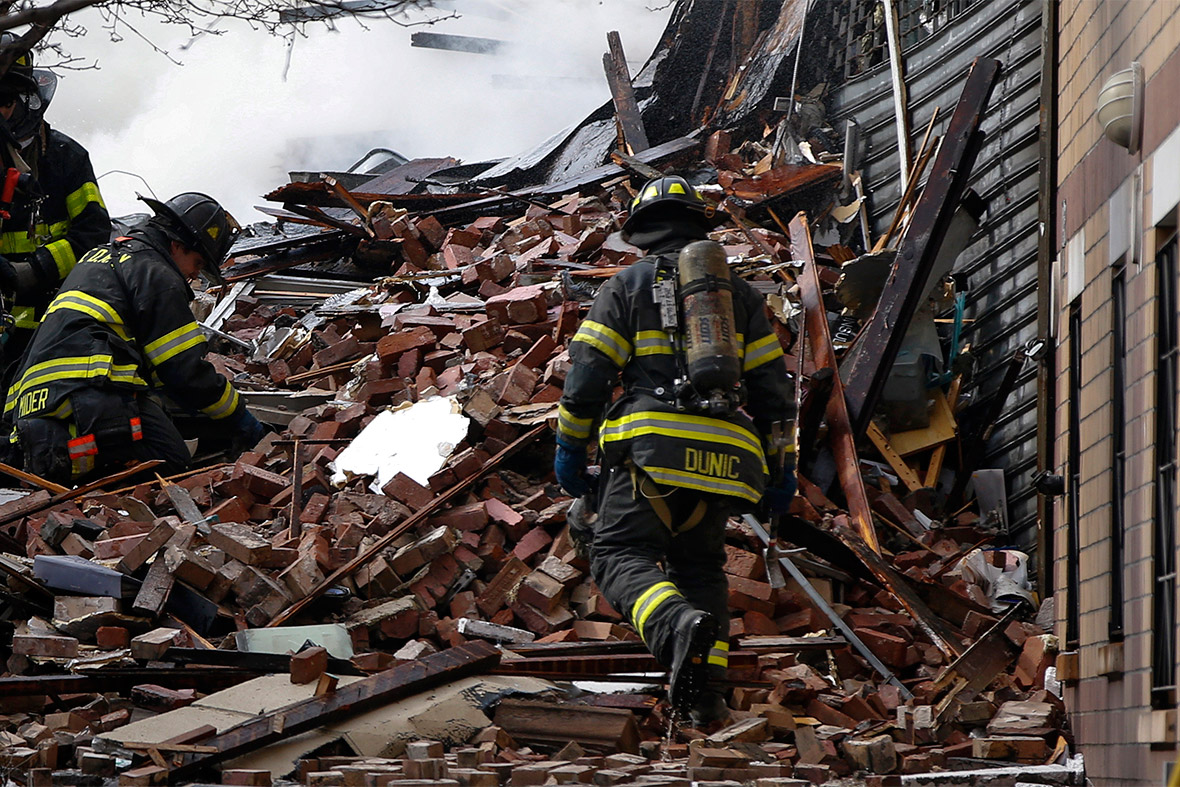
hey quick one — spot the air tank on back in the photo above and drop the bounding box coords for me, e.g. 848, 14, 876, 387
677, 240, 741, 400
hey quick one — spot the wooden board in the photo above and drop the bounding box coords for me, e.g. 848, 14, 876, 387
888, 389, 958, 457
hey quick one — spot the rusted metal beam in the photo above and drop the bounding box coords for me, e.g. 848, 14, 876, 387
268, 425, 547, 626
166, 641, 499, 784
841, 57, 1002, 437
790, 212, 880, 554
603, 31, 650, 154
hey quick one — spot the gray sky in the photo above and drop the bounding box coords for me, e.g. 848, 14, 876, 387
41, 0, 673, 223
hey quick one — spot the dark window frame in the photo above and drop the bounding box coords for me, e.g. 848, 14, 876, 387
1110, 265, 1127, 641
1066, 301, 1082, 651
1153, 233, 1178, 707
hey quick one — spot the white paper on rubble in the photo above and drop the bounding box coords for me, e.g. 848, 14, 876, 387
330, 395, 470, 493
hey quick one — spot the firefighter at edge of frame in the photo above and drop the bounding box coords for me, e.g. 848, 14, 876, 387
0, 191, 266, 485
555, 175, 798, 727
0, 34, 112, 386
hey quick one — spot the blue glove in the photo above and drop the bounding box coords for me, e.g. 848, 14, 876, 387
763, 472, 797, 516
554, 443, 590, 497
233, 408, 267, 448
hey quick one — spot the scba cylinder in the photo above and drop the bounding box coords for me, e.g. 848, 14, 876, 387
678, 240, 741, 395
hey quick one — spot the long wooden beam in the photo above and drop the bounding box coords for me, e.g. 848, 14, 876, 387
841, 58, 1002, 437
166, 641, 499, 783
790, 212, 880, 554
268, 424, 546, 626
603, 31, 650, 154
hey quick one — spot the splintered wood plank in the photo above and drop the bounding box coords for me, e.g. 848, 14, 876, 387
167, 641, 499, 782
887, 389, 958, 457
790, 212, 880, 554
866, 423, 925, 493
603, 31, 649, 154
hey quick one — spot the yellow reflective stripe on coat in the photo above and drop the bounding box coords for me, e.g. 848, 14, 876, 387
0, 232, 36, 255
708, 639, 729, 668
642, 465, 761, 503
742, 332, 784, 372
45, 292, 131, 341
201, 379, 240, 420
5, 355, 146, 414
631, 580, 681, 644
599, 410, 765, 459
571, 319, 631, 367
634, 330, 674, 356
144, 322, 206, 366
65, 182, 105, 218
557, 404, 593, 441
45, 238, 77, 280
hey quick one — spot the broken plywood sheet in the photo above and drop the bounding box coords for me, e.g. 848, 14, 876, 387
886, 389, 957, 457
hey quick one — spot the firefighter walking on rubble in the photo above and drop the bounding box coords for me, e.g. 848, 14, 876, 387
555, 176, 798, 725
0, 35, 111, 380
2, 192, 265, 483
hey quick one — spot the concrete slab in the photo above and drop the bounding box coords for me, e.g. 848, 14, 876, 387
98, 706, 253, 746
193, 673, 365, 716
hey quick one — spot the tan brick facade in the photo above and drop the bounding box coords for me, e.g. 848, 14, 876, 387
1055, 2, 1180, 783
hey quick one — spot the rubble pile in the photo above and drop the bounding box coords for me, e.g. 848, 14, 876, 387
0, 22, 1070, 786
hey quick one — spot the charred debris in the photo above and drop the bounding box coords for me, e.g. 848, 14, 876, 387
0, 3, 1071, 786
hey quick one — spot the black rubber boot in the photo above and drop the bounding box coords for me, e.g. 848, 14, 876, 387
689, 687, 731, 728
666, 608, 717, 713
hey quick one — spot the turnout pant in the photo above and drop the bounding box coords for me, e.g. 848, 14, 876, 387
590, 463, 732, 675
18, 391, 191, 484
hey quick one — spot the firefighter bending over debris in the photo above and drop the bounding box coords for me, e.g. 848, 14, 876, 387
0, 35, 110, 380
555, 176, 798, 725
2, 192, 265, 483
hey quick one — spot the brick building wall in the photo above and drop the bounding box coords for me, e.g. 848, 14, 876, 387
1054, 2, 1180, 783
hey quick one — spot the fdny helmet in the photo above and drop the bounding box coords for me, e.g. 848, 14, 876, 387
139, 192, 241, 285
621, 175, 716, 235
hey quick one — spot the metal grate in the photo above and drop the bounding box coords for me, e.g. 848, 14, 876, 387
836, 0, 983, 80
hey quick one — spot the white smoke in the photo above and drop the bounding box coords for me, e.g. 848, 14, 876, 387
42, 0, 673, 224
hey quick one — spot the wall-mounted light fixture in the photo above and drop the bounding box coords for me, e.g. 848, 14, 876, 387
1097, 62, 1144, 154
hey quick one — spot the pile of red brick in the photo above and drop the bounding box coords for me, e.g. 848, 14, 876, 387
0, 141, 1073, 786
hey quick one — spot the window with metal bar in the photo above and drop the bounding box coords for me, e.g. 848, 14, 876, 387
1153, 234, 1178, 707
835, 0, 982, 79
1066, 302, 1082, 651
1110, 267, 1127, 642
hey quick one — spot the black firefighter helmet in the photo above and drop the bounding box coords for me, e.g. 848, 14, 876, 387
0, 34, 37, 96
621, 175, 720, 236
0, 34, 57, 142
139, 192, 241, 285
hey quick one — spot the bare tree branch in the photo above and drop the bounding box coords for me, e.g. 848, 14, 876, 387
0, 0, 447, 77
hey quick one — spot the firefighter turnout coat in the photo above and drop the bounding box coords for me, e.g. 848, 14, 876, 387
5, 225, 244, 441
2, 126, 110, 331
557, 252, 795, 505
